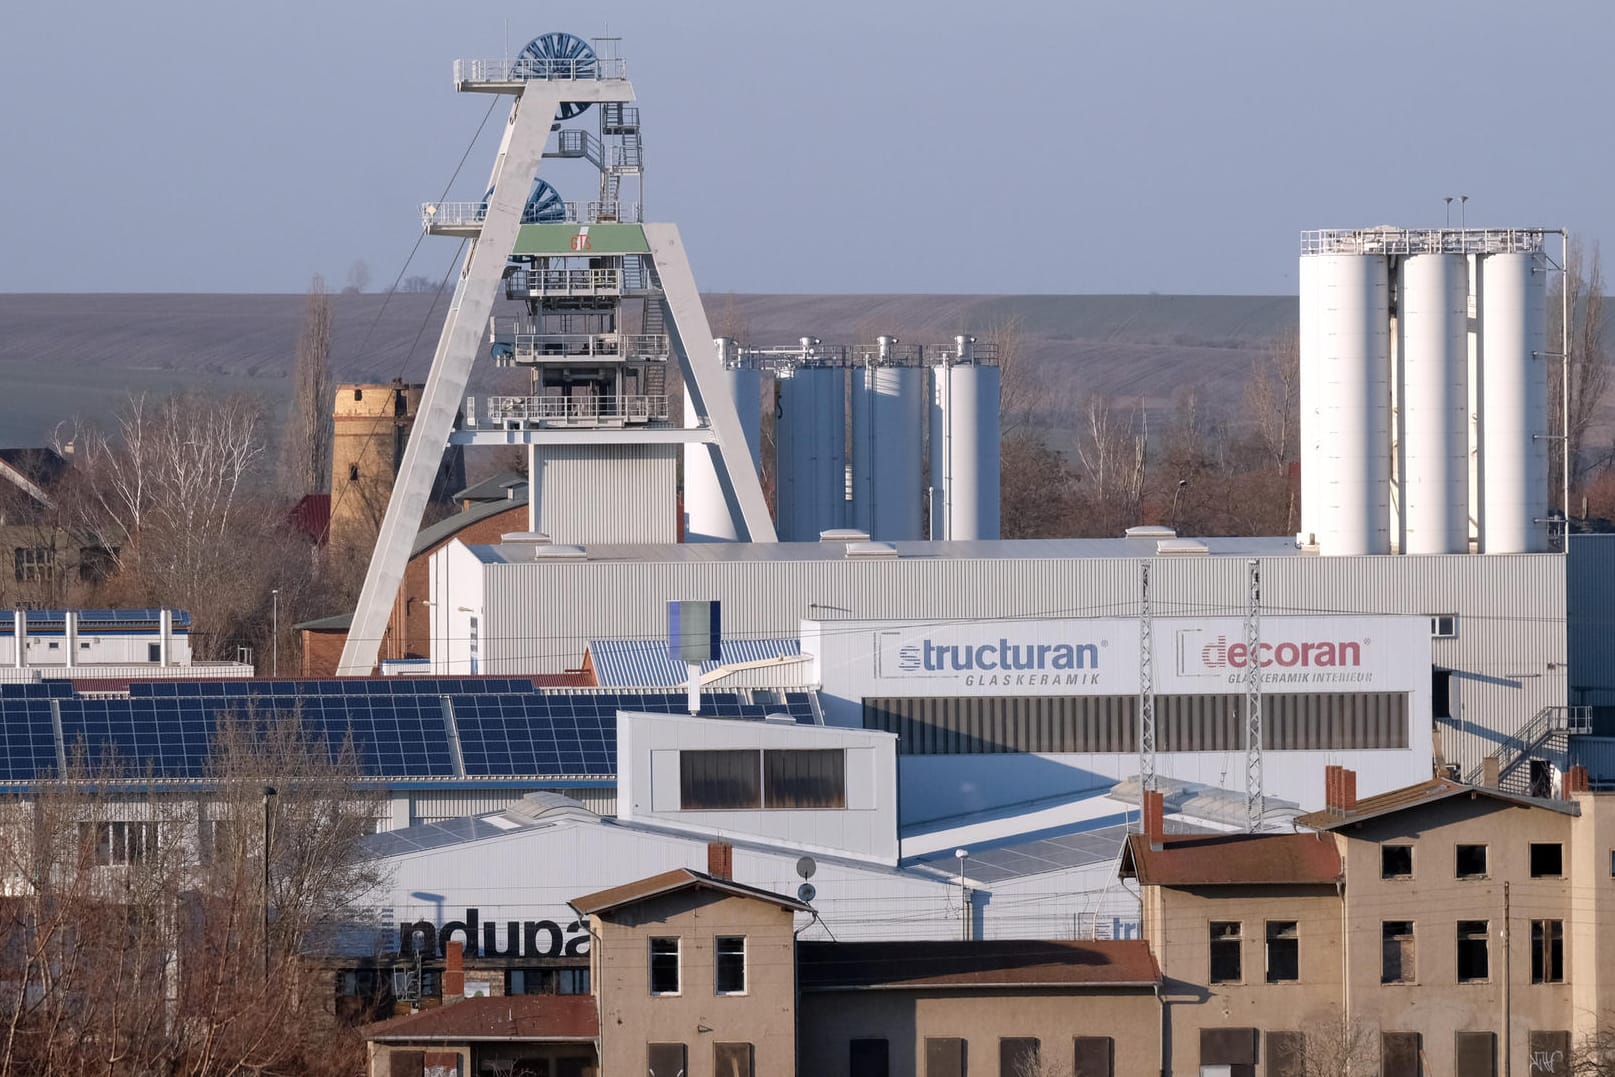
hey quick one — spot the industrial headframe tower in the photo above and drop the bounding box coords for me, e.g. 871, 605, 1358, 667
338, 34, 775, 675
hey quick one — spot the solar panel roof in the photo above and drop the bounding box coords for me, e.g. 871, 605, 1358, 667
0, 686, 814, 783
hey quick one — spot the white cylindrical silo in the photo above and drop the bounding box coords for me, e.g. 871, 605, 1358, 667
1479, 251, 1549, 552
775, 366, 847, 541
684, 346, 762, 542
1298, 255, 1321, 544
1316, 254, 1392, 555
929, 358, 1002, 540
852, 360, 926, 541
1399, 254, 1471, 555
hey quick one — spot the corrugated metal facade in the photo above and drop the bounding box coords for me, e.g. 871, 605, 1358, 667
530, 443, 678, 544
447, 543, 1566, 777
866, 693, 1407, 754
403, 787, 618, 826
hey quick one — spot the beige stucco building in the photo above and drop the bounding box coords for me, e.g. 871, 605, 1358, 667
571, 867, 806, 1077
1124, 769, 1612, 1077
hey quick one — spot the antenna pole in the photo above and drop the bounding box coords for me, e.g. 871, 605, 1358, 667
1138, 559, 1155, 818
1245, 559, 1263, 832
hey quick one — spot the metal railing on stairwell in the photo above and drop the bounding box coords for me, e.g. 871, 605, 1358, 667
1463, 705, 1592, 786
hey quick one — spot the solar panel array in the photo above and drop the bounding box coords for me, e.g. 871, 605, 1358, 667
129, 677, 536, 697
0, 683, 816, 783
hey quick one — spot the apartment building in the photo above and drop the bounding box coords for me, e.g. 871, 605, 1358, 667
1123, 769, 1610, 1077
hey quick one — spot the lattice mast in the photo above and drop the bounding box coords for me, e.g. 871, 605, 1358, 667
1245, 558, 1263, 832
1137, 559, 1155, 825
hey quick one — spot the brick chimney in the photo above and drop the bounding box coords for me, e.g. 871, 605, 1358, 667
443, 940, 465, 1001
1142, 789, 1165, 844
707, 841, 734, 881
1566, 765, 1590, 796
1324, 766, 1358, 813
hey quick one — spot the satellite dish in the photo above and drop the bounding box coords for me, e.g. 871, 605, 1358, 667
796, 856, 817, 880
797, 882, 817, 904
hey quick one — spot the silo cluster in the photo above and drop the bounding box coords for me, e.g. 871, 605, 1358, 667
1298, 229, 1551, 556
686, 335, 1002, 544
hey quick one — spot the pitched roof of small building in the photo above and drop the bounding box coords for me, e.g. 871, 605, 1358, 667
798, 939, 1160, 990
412, 491, 529, 558
1294, 777, 1578, 831
1118, 832, 1342, 887
570, 867, 812, 917
454, 472, 527, 503
364, 994, 597, 1042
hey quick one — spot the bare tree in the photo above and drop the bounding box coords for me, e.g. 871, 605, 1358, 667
282, 275, 336, 497
343, 259, 372, 295
0, 712, 385, 1077
1075, 394, 1149, 532
63, 392, 283, 659
1247, 327, 1300, 469
1574, 1019, 1615, 1077
1548, 238, 1609, 501
989, 313, 1035, 433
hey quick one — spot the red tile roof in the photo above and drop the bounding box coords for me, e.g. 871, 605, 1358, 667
365, 995, 597, 1042
1295, 777, 1578, 830
798, 940, 1159, 990
1119, 832, 1341, 887
570, 868, 811, 917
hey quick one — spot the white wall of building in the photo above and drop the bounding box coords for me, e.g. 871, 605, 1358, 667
617, 711, 900, 864
804, 614, 1434, 820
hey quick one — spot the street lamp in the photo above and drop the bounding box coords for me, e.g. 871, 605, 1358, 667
1170, 479, 1189, 532
270, 589, 279, 677
262, 785, 277, 978
954, 849, 970, 941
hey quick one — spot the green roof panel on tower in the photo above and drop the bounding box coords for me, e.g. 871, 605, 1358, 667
513, 223, 650, 255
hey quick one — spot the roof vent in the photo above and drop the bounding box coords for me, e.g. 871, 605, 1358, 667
1124, 525, 1176, 539
764, 712, 799, 724
819, 529, 871, 543
502, 531, 552, 545
532, 545, 587, 562
1156, 538, 1209, 557
844, 541, 898, 560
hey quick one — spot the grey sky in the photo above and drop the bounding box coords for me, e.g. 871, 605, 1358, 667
1, 0, 1607, 296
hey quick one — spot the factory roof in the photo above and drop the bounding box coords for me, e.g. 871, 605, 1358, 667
587, 637, 802, 687
467, 534, 1303, 566
798, 939, 1160, 990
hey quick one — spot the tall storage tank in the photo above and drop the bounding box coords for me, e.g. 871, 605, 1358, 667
1297, 255, 1321, 544
929, 340, 1001, 540
1399, 254, 1471, 554
1316, 254, 1392, 555
851, 338, 925, 540
776, 365, 847, 541
684, 340, 762, 542
1479, 251, 1549, 552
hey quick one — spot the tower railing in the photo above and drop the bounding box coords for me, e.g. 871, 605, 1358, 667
463, 394, 671, 429
1301, 228, 1548, 256
504, 268, 621, 297
453, 57, 629, 83
422, 201, 642, 230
